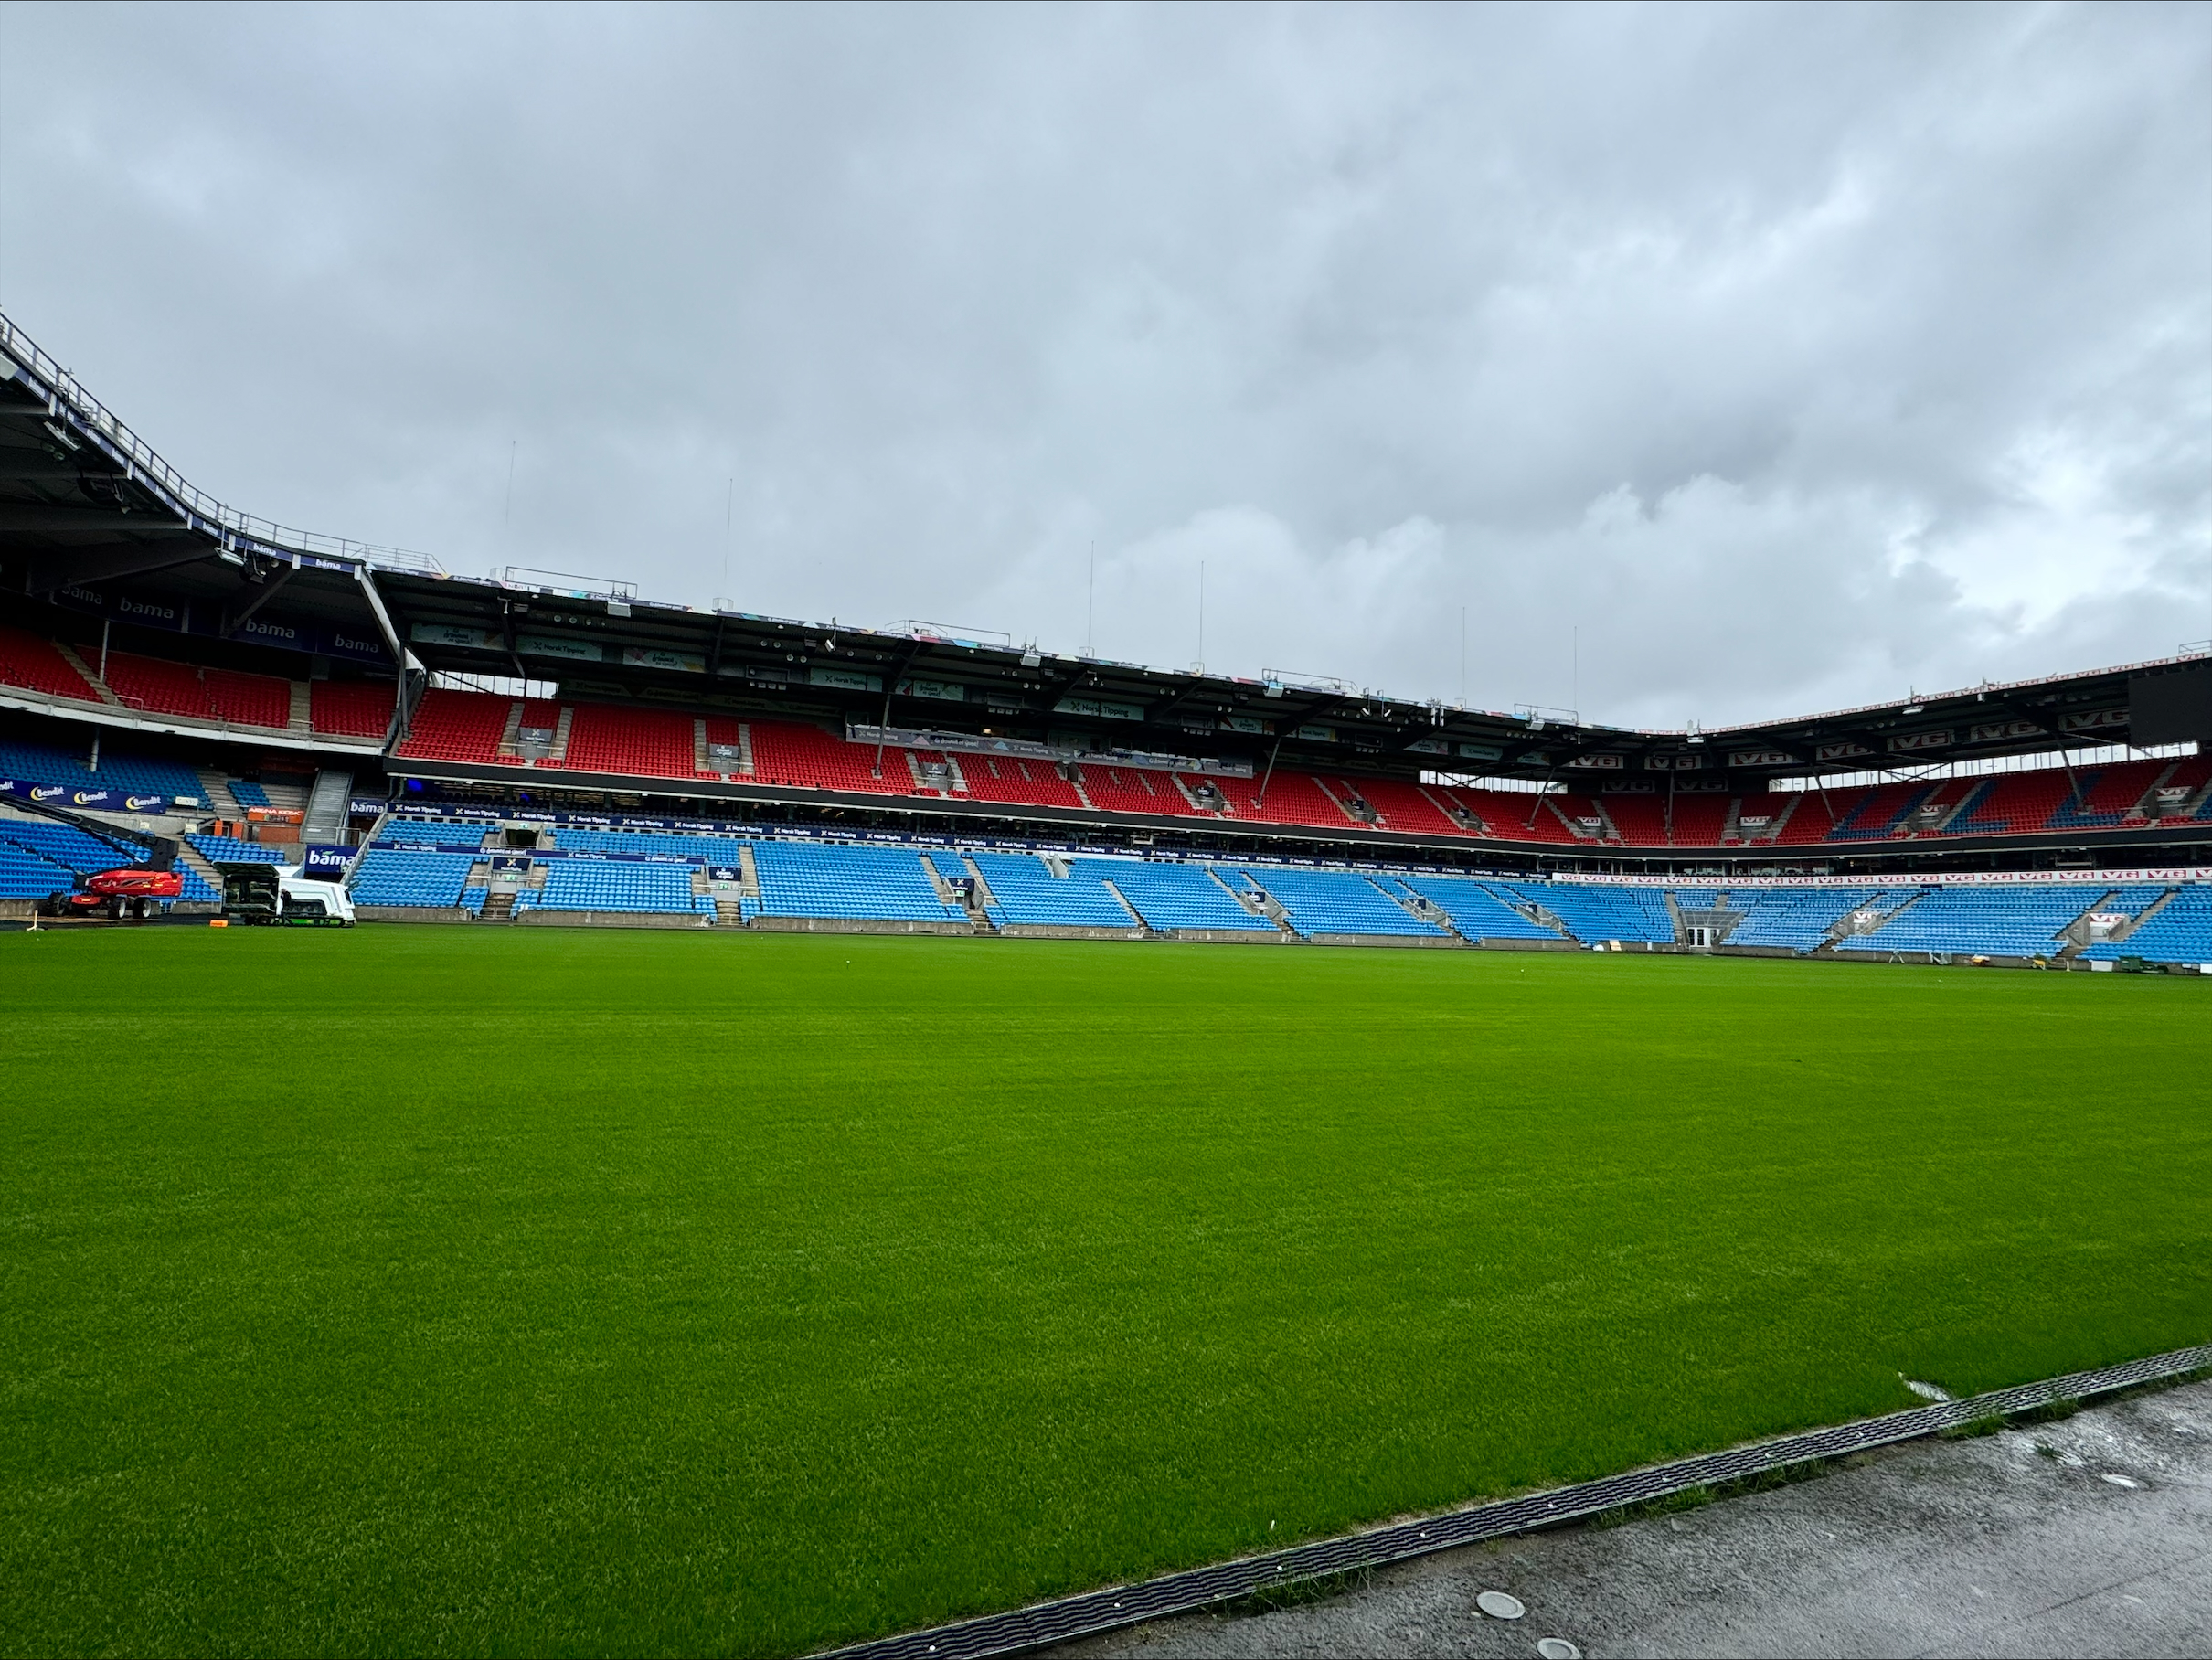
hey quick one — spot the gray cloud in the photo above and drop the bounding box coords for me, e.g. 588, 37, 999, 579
3, 0, 2207, 728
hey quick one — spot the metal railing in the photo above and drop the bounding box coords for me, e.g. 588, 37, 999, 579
492, 566, 636, 601
0, 311, 445, 576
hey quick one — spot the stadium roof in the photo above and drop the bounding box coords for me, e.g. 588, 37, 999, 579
5, 309, 2207, 789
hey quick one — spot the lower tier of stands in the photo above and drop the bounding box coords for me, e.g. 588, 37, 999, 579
0, 814, 218, 900
750, 841, 965, 923
1835, 887, 2101, 958
0, 738, 208, 803
330, 828, 2211, 963
2080, 887, 2212, 963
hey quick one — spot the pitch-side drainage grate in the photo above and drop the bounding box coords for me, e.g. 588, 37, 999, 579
815, 1344, 2209, 1660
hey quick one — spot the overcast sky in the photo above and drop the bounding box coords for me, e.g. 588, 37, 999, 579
3, 2, 2207, 729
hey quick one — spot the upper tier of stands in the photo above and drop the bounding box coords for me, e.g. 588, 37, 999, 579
0, 625, 393, 740
963, 754, 1086, 810
310, 681, 395, 740
373, 686, 2212, 846
100, 648, 290, 728
0, 627, 99, 700
5, 625, 2206, 848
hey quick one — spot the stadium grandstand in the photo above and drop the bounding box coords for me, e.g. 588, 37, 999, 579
3, 308, 2209, 964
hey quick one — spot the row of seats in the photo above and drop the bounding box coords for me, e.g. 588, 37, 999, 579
336, 829, 2212, 960
198, 677, 2212, 846
96, 649, 291, 728
0, 838, 72, 899
549, 825, 745, 862
5, 818, 218, 900
1391, 874, 1559, 940
0, 738, 207, 802
310, 680, 396, 739
750, 840, 966, 922
3, 816, 150, 873
1501, 880, 1675, 943
1836, 887, 2096, 958
185, 833, 289, 866
522, 861, 712, 915
0, 627, 394, 737
1075, 859, 1273, 931
350, 849, 480, 908
1723, 887, 1887, 952
2081, 887, 2212, 963
381, 816, 495, 849
0, 816, 218, 900
0, 626, 101, 701
961, 849, 1132, 928
1237, 866, 1443, 937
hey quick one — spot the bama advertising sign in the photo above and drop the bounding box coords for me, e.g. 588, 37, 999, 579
299, 844, 356, 879
2, 779, 171, 814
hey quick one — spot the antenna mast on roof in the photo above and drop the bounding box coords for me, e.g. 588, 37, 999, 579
722, 475, 735, 607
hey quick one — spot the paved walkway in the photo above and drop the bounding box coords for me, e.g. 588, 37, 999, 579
1058, 1377, 2211, 1659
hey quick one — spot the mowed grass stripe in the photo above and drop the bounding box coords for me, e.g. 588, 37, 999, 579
1, 928, 2205, 1656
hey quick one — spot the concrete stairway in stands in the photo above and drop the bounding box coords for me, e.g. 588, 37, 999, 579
53, 644, 125, 706
1220, 868, 1296, 933
194, 771, 244, 818
303, 771, 353, 843
173, 838, 226, 901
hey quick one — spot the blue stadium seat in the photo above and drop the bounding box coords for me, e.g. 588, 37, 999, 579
1393, 875, 1558, 941
1235, 866, 1441, 938
1500, 881, 1674, 943
0, 839, 75, 899
381, 817, 494, 850
347, 849, 482, 908
186, 833, 291, 867
750, 841, 964, 922
520, 859, 705, 915
0, 739, 207, 802
963, 851, 1133, 928
1073, 859, 1272, 931
550, 825, 748, 861
1837, 887, 2093, 957
1722, 887, 1888, 952
2080, 886, 2212, 963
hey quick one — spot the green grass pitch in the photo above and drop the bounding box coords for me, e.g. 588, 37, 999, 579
3, 926, 2207, 1655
